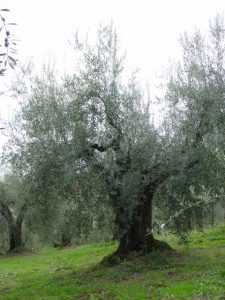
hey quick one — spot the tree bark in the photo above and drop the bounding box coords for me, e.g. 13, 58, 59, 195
61, 228, 71, 247
113, 180, 172, 259
0, 202, 26, 252
9, 219, 23, 251
107, 156, 200, 260
210, 203, 215, 228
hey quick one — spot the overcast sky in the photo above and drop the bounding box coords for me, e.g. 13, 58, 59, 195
3, 0, 225, 78
0, 0, 225, 150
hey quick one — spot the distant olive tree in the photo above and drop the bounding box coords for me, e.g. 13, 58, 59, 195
0, 172, 28, 252
159, 14, 225, 236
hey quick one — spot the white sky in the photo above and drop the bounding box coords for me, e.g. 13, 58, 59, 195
0, 0, 225, 151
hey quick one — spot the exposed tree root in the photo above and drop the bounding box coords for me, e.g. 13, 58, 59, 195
102, 237, 174, 266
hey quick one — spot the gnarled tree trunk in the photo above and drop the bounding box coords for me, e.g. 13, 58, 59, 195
113, 179, 172, 259
0, 202, 27, 252
9, 219, 23, 251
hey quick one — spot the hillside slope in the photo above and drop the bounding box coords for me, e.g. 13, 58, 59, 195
0, 227, 224, 299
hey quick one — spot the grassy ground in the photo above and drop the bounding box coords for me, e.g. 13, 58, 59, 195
0, 227, 224, 300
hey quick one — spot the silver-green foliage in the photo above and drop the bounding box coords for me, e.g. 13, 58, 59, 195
158, 14, 225, 234
5, 24, 158, 241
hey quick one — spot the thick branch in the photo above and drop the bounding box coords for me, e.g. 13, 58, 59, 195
155, 158, 200, 186
90, 136, 120, 152
141, 157, 200, 196
90, 95, 122, 150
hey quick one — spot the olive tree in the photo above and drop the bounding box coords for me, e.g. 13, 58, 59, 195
0, 172, 28, 251
57, 25, 174, 257
6, 25, 172, 257
6, 18, 225, 260
159, 14, 225, 235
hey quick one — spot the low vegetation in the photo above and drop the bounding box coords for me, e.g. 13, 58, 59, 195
0, 226, 224, 299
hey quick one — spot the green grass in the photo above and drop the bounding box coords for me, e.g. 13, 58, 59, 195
0, 227, 224, 299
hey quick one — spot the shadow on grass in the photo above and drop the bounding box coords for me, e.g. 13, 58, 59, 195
53, 249, 183, 285
49, 244, 225, 299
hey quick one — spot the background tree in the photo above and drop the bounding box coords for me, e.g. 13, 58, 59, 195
0, 171, 29, 252
158, 14, 225, 236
